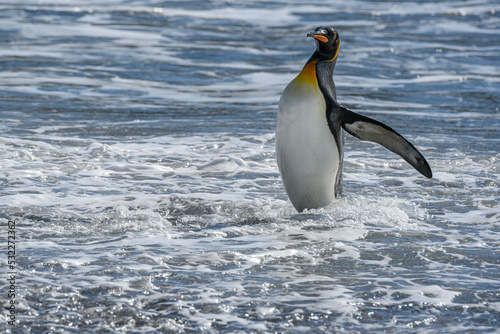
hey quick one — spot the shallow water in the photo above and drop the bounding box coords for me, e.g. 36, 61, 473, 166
0, 0, 499, 332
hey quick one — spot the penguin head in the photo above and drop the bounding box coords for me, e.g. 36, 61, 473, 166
307, 26, 340, 61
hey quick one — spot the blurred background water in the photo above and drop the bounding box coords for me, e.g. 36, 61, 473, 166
0, 0, 499, 332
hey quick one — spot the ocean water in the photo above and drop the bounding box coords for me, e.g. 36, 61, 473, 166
0, 0, 499, 332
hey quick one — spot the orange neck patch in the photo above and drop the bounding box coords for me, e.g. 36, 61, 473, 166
296, 60, 318, 86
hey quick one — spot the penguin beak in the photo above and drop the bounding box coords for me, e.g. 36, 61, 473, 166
307, 32, 328, 43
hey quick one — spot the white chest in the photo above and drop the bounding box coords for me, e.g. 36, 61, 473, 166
275, 77, 340, 211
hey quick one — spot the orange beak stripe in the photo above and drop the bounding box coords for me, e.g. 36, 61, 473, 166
313, 35, 328, 43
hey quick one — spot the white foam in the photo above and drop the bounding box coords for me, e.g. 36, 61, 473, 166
2, 0, 499, 332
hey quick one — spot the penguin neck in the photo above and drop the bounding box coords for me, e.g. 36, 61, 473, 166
307, 54, 337, 101
295, 53, 338, 100
311, 50, 338, 64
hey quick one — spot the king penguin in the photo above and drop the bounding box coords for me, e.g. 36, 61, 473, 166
276, 26, 432, 212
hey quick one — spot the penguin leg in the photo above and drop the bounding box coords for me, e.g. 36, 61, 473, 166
335, 106, 432, 178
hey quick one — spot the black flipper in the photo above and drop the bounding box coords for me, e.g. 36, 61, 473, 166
336, 106, 432, 178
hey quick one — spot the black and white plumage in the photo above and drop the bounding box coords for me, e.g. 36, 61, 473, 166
276, 26, 432, 212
